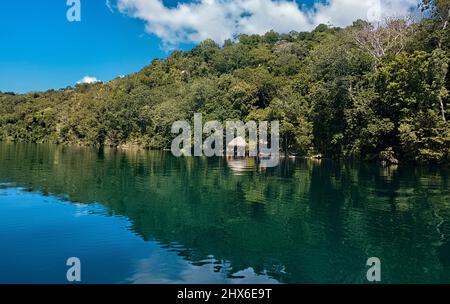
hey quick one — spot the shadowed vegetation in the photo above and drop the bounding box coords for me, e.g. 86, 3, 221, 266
1, 1, 449, 164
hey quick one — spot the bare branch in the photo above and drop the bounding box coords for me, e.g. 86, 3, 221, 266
352, 17, 414, 64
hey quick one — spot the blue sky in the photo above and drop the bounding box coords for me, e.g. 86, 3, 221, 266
0, 0, 418, 93
0, 1, 167, 93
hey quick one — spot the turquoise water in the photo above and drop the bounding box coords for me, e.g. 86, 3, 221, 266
0, 142, 449, 283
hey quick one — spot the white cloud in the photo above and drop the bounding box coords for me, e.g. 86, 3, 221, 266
313, 0, 419, 25
77, 76, 100, 84
115, 0, 420, 47
106, 0, 115, 12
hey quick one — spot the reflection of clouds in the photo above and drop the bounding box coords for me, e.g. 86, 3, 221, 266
0, 182, 16, 187
72, 202, 121, 220
228, 268, 280, 284
73, 203, 89, 218
73, 203, 104, 218
126, 249, 279, 284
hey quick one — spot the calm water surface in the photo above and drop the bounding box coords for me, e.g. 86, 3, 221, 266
0, 142, 449, 283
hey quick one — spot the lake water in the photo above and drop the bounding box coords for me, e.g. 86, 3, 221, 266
0, 142, 449, 283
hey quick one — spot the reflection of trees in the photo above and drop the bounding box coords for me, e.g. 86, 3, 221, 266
0, 142, 449, 283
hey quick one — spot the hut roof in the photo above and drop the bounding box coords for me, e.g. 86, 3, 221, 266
227, 136, 246, 147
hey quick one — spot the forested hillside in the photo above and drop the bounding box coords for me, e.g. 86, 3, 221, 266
1, 1, 449, 164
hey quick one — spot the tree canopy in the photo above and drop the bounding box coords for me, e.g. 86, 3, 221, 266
1, 7, 449, 164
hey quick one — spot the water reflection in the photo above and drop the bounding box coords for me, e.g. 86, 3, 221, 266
226, 157, 257, 175
127, 253, 278, 284
0, 186, 279, 283
0, 142, 449, 283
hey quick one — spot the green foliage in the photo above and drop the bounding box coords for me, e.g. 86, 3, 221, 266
0, 13, 449, 163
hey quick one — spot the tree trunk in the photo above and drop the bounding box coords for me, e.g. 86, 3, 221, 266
439, 96, 446, 122
438, 8, 449, 48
